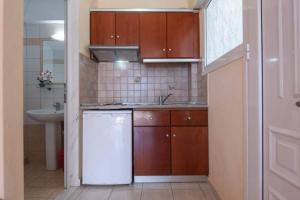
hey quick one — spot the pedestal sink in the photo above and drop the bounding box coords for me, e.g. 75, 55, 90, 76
26, 109, 64, 170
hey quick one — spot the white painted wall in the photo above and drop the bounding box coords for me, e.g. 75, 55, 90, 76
24, 0, 64, 23
0, 0, 4, 197
208, 58, 245, 200
92, 0, 190, 8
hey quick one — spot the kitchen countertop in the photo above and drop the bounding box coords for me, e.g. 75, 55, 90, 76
80, 103, 208, 110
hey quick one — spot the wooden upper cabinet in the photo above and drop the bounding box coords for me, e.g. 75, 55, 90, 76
140, 13, 167, 58
115, 13, 140, 45
90, 12, 115, 45
167, 13, 195, 58
193, 13, 200, 58
134, 127, 171, 175
171, 127, 208, 175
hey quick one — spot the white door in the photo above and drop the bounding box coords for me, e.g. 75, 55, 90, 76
263, 0, 300, 199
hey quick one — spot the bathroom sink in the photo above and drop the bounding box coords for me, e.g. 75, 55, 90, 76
26, 109, 64, 170
26, 109, 64, 122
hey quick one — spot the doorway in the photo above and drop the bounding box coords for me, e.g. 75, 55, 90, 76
23, 0, 66, 199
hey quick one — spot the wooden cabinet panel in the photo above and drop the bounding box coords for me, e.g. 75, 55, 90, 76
193, 13, 200, 58
134, 110, 170, 126
116, 13, 140, 45
171, 110, 208, 126
90, 12, 115, 45
167, 13, 194, 58
171, 127, 208, 175
134, 127, 171, 175
140, 13, 167, 58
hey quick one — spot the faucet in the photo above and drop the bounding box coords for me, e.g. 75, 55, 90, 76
159, 94, 173, 105
53, 102, 61, 111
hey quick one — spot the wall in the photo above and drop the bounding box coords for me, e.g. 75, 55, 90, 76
24, 0, 64, 23
208, 58, 244, 200
24, 23, 65, 125
0, 0, 24, 199
0, 0, 4, 197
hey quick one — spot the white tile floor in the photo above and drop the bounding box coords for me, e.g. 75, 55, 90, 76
63, 182, 219, 200
24, 163, 65, 200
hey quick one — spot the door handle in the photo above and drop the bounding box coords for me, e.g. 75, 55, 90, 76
296, 101, 300, 107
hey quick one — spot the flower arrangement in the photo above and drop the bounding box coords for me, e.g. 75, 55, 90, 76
37, 70, 53, 90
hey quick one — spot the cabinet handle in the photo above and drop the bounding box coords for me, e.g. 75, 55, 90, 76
116, 35, 120, 39
186, 116, 192, 121
110, 35, 114, 39
173, 134, 176, 137
149, 117, 153, 120
162, 48, 166, 52
166, 134, 169, 137
168, 48, 172, 52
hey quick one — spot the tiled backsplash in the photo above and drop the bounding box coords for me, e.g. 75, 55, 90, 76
98, 62, 190, 104
80, 54, 207, 105
80, 54, 98, 103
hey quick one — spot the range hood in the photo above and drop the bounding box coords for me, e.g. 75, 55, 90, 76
89, 46, 140, 63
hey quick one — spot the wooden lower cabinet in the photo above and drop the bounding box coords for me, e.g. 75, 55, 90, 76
133, 109, 208, 176
134, 127, 171, 175
171, 127, 208, 175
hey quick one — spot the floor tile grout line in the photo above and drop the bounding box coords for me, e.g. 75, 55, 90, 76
170, 183, 175, 200
140, 183, 144, 200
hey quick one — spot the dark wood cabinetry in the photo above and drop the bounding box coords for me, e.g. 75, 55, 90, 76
90, 11, 200, 59
167, 13, 195, 58
140, 12, 198, 59
139, 13, 167, 58
133, 108, 208, 176
90, 12, 115, 45
90, 12, 139, 46
134, 127, 171, 175
115, 13, 140, 45
171, 127, 208, 175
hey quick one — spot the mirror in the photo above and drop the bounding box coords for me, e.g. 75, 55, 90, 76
42, 40, 65, 83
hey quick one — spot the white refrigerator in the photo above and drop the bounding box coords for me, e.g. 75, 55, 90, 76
82, 110, 132, 185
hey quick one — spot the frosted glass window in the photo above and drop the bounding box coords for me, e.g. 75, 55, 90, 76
206, 0, 243, 65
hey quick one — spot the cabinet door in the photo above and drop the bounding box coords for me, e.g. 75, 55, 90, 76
134, 127, 171, 175
90, 12, 115, 45
116, 13, 140, 45
140, 13, 167, 58
167, 13, 194, 58
171, 127, 208, 175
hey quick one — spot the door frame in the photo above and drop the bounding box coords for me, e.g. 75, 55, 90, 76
65, 0, 81, 188
243, 0, 263, 199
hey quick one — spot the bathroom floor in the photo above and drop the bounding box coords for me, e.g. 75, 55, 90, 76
24, 163, 65, 200
62, 182, 219, 200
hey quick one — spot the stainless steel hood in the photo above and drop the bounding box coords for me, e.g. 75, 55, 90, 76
89, 46, 140, 62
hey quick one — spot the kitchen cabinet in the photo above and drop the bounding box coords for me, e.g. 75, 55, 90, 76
90, 12, 139, 45
167, 13, 194, 58
139, 13, 167, 58
171, 127, 208, 175
134, 110, 170, 126
140, 12, 199, 59
90, 11, 200, 59
133, 109, 208, 176
134, 127, 171, 175
90, 12, 115, 45
115, 13, 139, 45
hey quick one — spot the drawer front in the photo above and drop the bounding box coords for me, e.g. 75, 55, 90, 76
171, 110, 208, 126
134, 110, 170, 126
